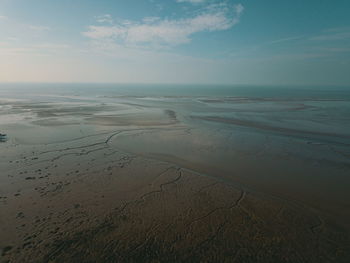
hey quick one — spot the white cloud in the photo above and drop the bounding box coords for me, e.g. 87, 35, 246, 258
83, 3, 243, 47
234, 3, 244, 15
83, 25, 126, 39
96, 14, 113, 24
0, 15, 8, 20
142, 16, 161, 24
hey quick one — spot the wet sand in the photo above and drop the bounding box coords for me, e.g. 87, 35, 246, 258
1, 92, 350, 262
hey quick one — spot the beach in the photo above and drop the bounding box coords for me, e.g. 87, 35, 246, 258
0, 84, 349, 262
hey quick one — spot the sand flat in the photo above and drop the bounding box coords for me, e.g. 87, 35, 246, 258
0, 90, 350, 262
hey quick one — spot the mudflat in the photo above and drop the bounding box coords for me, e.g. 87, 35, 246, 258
0, 88, 349, 262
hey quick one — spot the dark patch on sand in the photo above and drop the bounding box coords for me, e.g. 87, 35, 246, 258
193, 116, 350, 141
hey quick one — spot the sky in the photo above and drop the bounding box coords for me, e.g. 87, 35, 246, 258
0, 0, 350, 85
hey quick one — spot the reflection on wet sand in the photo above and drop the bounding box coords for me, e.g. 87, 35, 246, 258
0, 90, 350, 262
192, 116, 350, 141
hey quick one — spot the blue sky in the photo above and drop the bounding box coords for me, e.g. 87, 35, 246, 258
0, 0, 350, 85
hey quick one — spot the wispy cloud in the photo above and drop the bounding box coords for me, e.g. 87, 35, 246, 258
33, 43, 70, 49
176, 0, 206, 4
0, 15, 8, 20
0, 41, 70, 57
83, 3, 244, 47
96, 14, 113, 24
267, 36, 304, 45
0, 43, 38, 55
309, 27, 350, 41
312, 47, 350, 53
27, 25, 50, 31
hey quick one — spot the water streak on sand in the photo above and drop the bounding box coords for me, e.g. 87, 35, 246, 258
193, 116, 350, 141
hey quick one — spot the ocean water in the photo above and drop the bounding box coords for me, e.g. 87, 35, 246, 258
0, 83, 350, 226
1, 83, 350, 99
